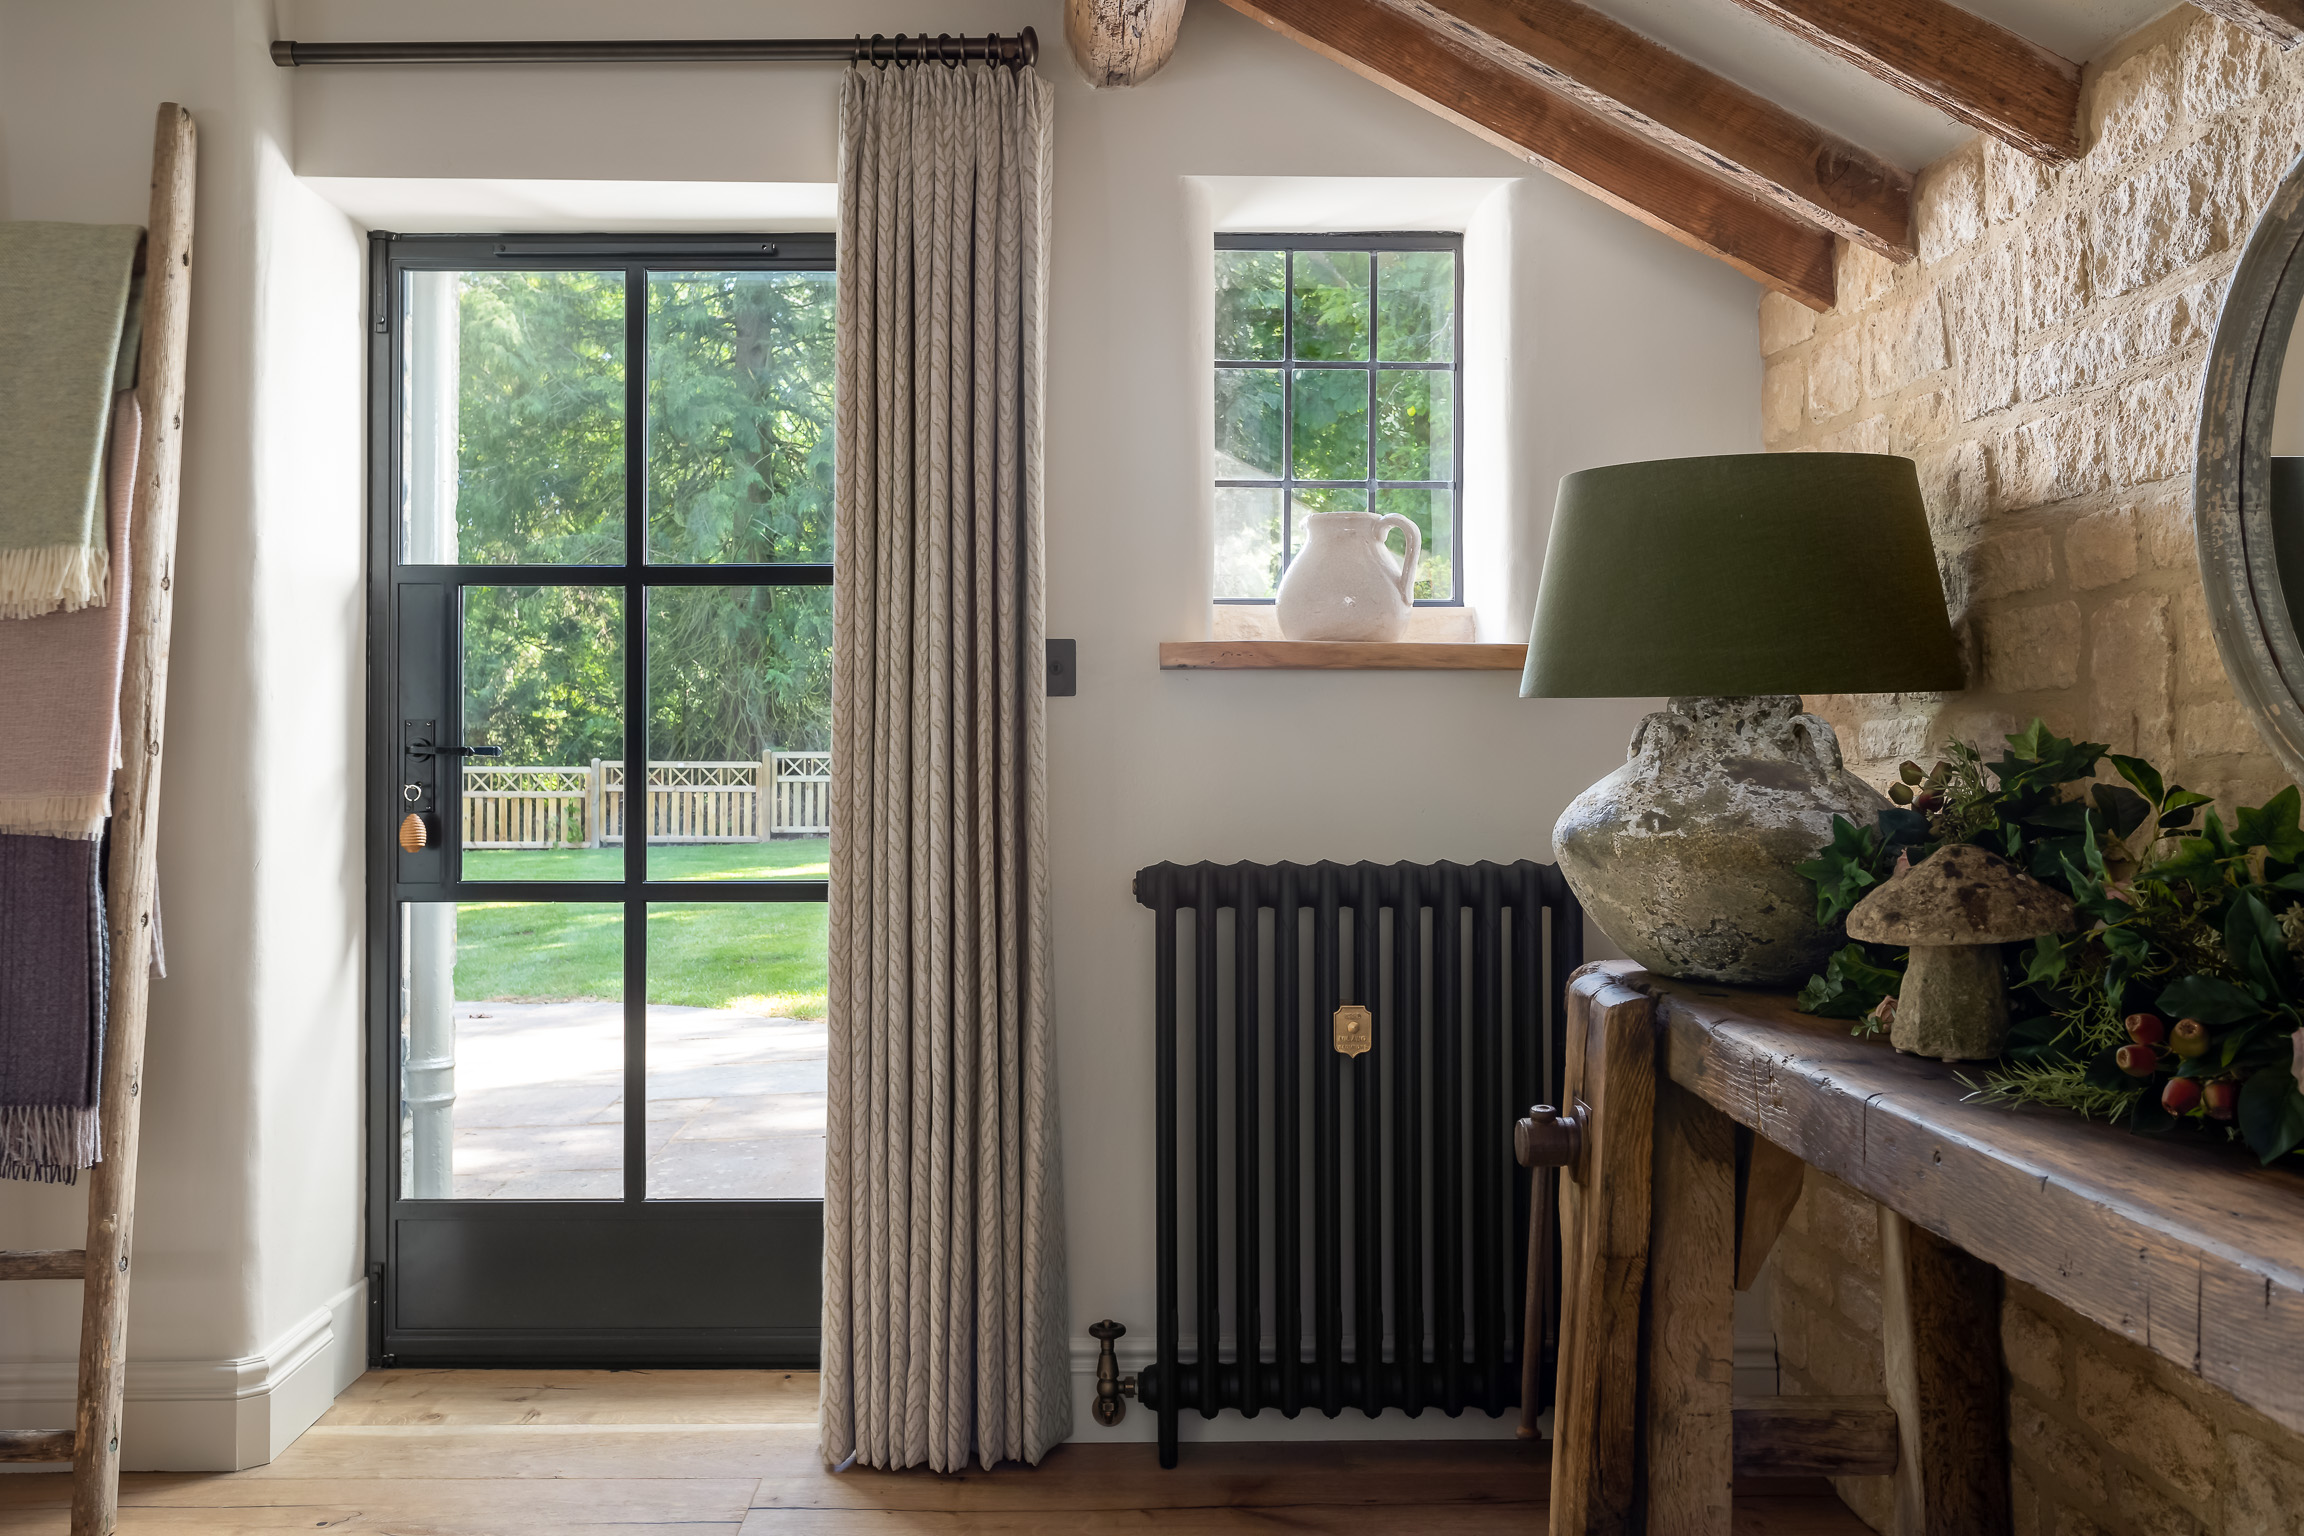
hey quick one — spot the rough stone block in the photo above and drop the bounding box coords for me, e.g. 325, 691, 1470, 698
1967, 528, 2058, 600
1918, 140, 1988, 263
1857, 715, 1928, 764
2025, 207, 2093, 333
1760, 290, 1818, 356
1945, 243, 2021, 419
2181, 699, 2261, 758
1818, 415, 1891, 455
2004, 1299, 2065, 1397
1981, 603, 2083, 692
1996, 408, 2111, 510
2075, 1345, 2221, 1506
2182, 12, 2283, 123
1764, 359, 1804, 443
2012, 1397, 2110, 1503
2116, 371, 2203, 487
2053, 1511, 2113, 1536
2067, 509, 2139, 590
2176, 582, 2226, 687
1838, 241, 1897, 313
1808, 325, 1863, 420
2091, 142, 2228, 306
1894, 386, 1953, 451
1990, 136, 2054, 225
1868, 289, 1951, 394
2142, 488, 2196, 569
1834, 1270, 1881, 1333
1809, 1177, 1881, 1272
2090, 591, 2175, 761
1803, 1309, 1887, 1397
2224, 1428, 2304, 1536
1920, 438, 1992, 535
2088, 43, 2179, 173
2013, 1461, 2041, 1536
2116, 1467, 2210, 1536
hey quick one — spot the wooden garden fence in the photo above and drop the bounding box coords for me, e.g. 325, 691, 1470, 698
461, 754, 832, 848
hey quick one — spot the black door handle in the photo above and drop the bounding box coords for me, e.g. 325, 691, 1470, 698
411, 741, 504, 761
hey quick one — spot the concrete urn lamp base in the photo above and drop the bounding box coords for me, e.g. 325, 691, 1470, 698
1552, 695, 1894, 987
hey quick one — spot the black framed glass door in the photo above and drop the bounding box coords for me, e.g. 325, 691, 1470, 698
366, 232, 835, 1364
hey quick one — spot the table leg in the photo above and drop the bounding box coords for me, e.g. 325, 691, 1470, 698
1643, 1080, 1738, 1535
1880, 1210, 2011, 1535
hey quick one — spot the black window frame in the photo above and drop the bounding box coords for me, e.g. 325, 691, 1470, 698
1212, 230, 1466, 607
364, 230, 838, 1366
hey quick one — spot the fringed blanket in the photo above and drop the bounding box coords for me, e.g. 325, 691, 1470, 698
0, 834, 105, 1183
0, 394, 138, 838
0, 221, 143, 619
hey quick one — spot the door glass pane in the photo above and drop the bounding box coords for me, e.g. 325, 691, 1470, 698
400, 270, 625, 566
460, 585, 624, 882
645, 903, 828, 1200
646, 586, 832, 881
647, 270, 837, 565
400, 901, 622, 1199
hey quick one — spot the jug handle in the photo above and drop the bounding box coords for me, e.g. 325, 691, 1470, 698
1376, 514, 1422, 606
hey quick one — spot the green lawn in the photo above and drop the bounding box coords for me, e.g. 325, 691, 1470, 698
453, 838, 829, 1017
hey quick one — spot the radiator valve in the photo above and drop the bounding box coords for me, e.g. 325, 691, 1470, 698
1090, 1319, 1136, 1426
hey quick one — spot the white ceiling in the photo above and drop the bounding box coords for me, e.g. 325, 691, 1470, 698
1582, 0, 2177, 169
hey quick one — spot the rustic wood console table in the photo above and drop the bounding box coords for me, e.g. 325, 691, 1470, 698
1542, 961, 2304, 1536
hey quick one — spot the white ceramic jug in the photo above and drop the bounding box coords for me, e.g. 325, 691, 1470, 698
1274, 511, 1422, 641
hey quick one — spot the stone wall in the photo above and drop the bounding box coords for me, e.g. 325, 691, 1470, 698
1765, 6, 2302, 811
1759, 9, 2304, 1531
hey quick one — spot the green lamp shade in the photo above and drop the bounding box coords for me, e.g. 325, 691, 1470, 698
1521, 453, 1963, 698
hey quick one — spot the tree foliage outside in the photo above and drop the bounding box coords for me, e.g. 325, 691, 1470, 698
445, 268, 837, 768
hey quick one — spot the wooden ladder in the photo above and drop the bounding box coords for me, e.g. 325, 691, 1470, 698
0, 103, 196, 1536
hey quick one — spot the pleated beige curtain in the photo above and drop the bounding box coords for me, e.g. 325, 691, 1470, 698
820, 59, 1068, 1473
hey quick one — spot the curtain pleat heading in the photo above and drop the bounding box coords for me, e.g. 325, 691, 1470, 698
821, 59, 1067, 1473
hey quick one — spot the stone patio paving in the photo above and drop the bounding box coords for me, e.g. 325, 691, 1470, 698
442, 1000, 826, 1200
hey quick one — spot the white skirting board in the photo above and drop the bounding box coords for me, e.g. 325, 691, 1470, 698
0, 1280, 366, 1472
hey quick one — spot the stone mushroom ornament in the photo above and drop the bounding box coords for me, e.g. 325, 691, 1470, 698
1845, 843, 2076, 1061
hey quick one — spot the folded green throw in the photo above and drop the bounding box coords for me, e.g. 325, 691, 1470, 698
0, 222, 143, 620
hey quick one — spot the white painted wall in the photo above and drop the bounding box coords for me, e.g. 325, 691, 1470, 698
0, 0, 1760, 1463
0, 0, 368, 1469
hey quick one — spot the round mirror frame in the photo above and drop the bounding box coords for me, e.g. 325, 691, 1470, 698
2199, 149, 2304, 786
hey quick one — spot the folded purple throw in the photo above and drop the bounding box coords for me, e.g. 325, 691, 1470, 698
0, 834, 105, 1182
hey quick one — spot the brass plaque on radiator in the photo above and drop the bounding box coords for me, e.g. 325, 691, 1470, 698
1333, 1005, 1372, 1057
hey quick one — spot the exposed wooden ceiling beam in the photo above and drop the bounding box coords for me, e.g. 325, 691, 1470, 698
2190, 0, 2304, 49
1723, 0, 2080, 161
1384, 0, 1912, 260
1066, 0, 1188, 87
1218, 0, 1838, 309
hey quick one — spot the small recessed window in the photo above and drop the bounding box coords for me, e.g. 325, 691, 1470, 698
1213, 234, 1462, 605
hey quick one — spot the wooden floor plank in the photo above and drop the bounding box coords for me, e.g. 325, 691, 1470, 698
322, 1367, 820, 1425
0, 1372, 1872, 1534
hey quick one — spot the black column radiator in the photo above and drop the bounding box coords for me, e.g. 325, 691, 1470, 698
1130, 859, 1581, 1467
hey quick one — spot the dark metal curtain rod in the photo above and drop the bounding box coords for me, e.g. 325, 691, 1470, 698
270, 28, 1037, 68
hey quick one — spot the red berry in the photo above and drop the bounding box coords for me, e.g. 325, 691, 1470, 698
2168, 1019, 2211, 1060
2205, 1080, 2240, 1121
2125, 1013, 2166, 1047
2116, 1044, 2158, 1078
2163, 1077, 2202, 1114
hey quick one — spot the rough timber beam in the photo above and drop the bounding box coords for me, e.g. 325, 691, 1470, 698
1066, 0, 1188, 86
1723, 0, 2081, 161
2191, 0, 2304, 50
1384, 0, 1913, 260
1218, 0, 1838, 309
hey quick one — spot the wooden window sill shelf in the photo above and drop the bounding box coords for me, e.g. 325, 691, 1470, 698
1159, 641, 1528, 671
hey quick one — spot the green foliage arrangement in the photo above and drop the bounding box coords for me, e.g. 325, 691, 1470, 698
1793, 721, 2304, 1165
